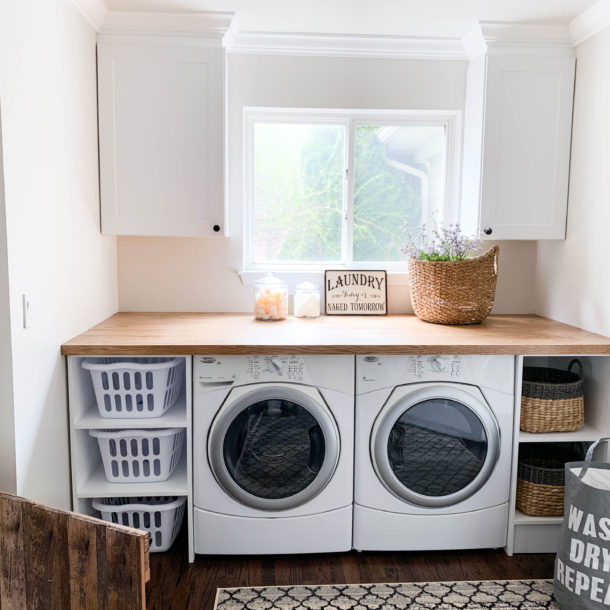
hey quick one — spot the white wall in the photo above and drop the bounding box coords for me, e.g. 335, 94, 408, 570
0, 0, 118, 508
535, 26, 610, 336
0, 103, 16, 494
118, 53, 538, 314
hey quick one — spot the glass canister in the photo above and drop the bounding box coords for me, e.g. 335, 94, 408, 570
294, 278, 321, 318
254, 273, 288, 321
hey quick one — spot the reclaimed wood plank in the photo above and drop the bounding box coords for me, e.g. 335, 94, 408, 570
0, 492, 148, 610
96, 525, 108, 610
105, 527, 146, 610
0, 494, 26, 609
67, 515, 99, 609
23, 501, 70, 609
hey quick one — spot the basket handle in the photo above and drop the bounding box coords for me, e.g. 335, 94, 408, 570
578, 437, 610, 480
492, 244, 499, 276
478, 245, 500, 276
568, 359, 583, 378
82, 358, 183, 371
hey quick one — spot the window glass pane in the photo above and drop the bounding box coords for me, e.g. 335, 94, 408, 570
253, 122, 344, 263
353, 125, 446, 262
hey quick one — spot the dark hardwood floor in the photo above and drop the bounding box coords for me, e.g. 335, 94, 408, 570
145, 528, 555, 609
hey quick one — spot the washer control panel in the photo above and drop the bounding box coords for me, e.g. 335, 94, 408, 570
245, 356, 306, 381
408, 355, 462, 377
196, 356, 238, 383
195, 355, 306, 384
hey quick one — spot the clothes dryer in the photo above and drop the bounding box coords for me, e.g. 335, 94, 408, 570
354, 355, 515, 551
193, 354, 354, 555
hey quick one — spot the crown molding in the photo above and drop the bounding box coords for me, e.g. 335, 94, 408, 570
570, 0, 610, 46
227, 24, 577, 62
100, 11, 235, 39
90, 8, 608, 55
462, 22, 574, 59
226, 31, 466, 60
70, 0, 108, 31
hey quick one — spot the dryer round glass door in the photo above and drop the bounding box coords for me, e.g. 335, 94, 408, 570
208, 386, 340, 510
371, 386, 500, 507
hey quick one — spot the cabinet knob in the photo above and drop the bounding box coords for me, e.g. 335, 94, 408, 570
483, 227, 493, 235
213, 225, 221, 233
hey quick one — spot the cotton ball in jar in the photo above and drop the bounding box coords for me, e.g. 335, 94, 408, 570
253, 273, 288, 321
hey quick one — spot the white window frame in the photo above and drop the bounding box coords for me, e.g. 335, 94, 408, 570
243, 107, 462, 274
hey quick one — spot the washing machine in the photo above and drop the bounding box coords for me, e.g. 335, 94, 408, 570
354, 354, 515, 551
193, 354, 354, 555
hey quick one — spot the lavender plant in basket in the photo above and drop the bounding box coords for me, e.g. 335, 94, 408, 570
401, 219, 482, 261
401, 220, 498, 325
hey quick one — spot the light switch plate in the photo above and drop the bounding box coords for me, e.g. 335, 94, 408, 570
22, 294, 31, 329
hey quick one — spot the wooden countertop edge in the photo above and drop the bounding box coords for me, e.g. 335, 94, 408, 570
60, 312, 610, 356
61, 344, 610, 356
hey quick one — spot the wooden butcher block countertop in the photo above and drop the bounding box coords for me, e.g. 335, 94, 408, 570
60, 313, 610, 356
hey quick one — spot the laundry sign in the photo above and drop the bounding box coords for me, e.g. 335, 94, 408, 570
324, 270, 387, 315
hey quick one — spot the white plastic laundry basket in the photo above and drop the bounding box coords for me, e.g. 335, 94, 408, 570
90, 428, 185, 483
92, 496, 186, 552
82, 358, 185, 418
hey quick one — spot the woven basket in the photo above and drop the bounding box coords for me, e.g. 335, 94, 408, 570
520, 360, 584, 433
516, 445, 582, 517
408, 245, 499, 325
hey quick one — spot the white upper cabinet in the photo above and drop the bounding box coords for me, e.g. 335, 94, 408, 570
97, 13, 233, 237
461, 24, 575, 240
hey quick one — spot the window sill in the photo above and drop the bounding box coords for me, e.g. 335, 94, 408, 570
237, 269, 410, 288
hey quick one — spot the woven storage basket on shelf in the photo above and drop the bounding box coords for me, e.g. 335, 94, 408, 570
520, 360, 584, 433
407, 245, 499, 325
516, 445, 582, 517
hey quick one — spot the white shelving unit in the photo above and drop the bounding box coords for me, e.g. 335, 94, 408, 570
67, 355, 194, 562
506, 355, 610, 555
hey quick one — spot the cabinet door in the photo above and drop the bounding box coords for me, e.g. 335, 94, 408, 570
98, 40, 225, 237
479, 55, 575, 240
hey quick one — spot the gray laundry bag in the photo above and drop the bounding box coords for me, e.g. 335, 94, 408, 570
554, 438, 610, 609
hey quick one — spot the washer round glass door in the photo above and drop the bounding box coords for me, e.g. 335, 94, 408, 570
208, 386, 340, 510
371, 385, 500, 507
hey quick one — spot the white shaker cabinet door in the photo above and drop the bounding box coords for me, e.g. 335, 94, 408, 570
478, 55, 575, 240
98, 40, 225, 237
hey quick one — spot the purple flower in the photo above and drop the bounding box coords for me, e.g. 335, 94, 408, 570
401, 218, 482, 261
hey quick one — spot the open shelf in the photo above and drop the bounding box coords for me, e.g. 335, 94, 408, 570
507, 355, 610, 555
514, 509, 563, 526
77, 456, 187, 498
519, 422, 604, 443
75, 397, 187, 429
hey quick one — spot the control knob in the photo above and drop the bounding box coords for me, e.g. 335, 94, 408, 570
269, 357, 283, 373
431, 357, 446, 372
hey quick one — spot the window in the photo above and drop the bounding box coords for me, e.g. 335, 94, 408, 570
244, 109, 460, 271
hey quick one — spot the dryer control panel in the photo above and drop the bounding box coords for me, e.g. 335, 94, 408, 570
356, 354, 514, 395
358, 355, 462, 389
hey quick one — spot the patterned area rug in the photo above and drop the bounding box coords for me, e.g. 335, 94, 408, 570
215, 580, 558, 609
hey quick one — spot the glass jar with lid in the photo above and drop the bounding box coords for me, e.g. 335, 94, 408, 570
254, 273, 288, 321
294, 278, 321, 318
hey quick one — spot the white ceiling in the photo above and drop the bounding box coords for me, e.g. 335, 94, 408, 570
103, 0, 599, 38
